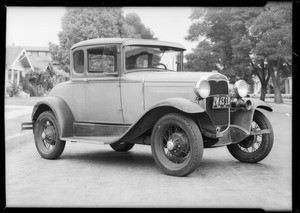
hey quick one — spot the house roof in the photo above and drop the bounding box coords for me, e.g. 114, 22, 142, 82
28, 55, 51, 72
6, 46, 24, 65
71, 38, 186, 51
23, 46, 49, 52
6, 46, 34, 71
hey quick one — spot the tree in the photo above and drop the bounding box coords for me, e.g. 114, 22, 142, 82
49, 8, 156, 72
185, 40, 219, 72
185, 3, 292, 102
125, 13, 156, 39
248, 3, 292, 103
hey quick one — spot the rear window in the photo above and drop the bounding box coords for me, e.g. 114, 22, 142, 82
87, 45, 117, 73
73, 50, 84, 74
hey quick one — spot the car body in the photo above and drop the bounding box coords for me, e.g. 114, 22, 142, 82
22, 38, 274, 176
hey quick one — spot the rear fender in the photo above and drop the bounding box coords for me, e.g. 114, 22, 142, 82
230, 98, 272, 133
32, 96, 74, 137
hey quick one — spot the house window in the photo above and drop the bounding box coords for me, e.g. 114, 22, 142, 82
38, 51, 46, 56
87, 45, 117, 73
73, 50, 84, 74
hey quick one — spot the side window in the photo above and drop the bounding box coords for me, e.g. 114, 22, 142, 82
87, 45, 117, 73
73, 50, 84, 74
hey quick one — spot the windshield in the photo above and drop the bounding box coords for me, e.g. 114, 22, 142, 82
125, 45, 183, 72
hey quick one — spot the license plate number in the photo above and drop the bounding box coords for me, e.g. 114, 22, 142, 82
212, 96, 230, 109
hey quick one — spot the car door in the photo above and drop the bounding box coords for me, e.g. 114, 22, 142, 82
85, 44, 124, 124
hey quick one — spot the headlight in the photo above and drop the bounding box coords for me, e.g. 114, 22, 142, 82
234, 80, 248, 98
195, 80, 210, 98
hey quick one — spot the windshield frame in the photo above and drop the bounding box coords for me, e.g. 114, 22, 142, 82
122, 45, 184, 74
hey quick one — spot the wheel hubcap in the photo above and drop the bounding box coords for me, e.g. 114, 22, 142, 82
167, 140, 175, 150
42, 132, 46, 139
41, 120, 56, 147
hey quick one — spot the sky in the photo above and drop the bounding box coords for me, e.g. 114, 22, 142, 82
6, 7, 198, 53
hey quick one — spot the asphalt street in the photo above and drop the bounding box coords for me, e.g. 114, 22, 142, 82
5, 97, 292, 210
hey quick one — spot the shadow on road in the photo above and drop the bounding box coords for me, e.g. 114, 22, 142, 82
58, 148, 276, 177
60, 149, 157, 169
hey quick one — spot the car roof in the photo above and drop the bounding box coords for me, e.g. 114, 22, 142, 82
71, 38, 186, 50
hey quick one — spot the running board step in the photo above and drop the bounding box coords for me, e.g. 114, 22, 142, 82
60, 136, 120, 145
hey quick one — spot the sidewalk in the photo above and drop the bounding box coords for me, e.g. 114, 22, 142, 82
264, 97, 292, 105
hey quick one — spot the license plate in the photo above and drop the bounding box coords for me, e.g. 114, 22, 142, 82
212, 95, 230, 109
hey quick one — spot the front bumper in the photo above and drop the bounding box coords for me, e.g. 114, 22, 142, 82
212, 125, 250, 147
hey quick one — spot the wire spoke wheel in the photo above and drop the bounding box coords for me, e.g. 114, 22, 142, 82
151, 113, 203, 177
41, 120, 56, 151
227, 110, 274, 163
160, 125, 191, 165
34, 111, 66, 159
236, 120, 263, 154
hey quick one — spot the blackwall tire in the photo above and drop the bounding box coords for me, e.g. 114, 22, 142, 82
34, 111, 65, 159
110, 142, 134, 152
151, 113, 203, 177
227, 110, 274, 163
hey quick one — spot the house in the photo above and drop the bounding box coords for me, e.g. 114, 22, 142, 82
5, 46, 34, 86
24, 46, 69, 84
23, 46, 52, 72
252, 74, 292, 96
252, 75, 261, 95
5, 45, 70, 96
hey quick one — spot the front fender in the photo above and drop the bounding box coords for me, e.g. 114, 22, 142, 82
230, 98, 272, 133
212, 98, 273, 146
32, 96, 74, 138
149, 97, 205, 113
118, 98, 204, 142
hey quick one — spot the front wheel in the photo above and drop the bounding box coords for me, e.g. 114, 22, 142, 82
151, 113, 203, 177
227, 110, 274, 163
34, 111, 65, 159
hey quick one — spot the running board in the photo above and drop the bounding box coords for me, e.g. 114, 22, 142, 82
60, 136, 120, 145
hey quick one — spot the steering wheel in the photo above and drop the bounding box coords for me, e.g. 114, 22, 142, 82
152, 63, 167, 69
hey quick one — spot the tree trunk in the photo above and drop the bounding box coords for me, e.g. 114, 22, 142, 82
270, 68, 283, 103
260, 83, 267, 101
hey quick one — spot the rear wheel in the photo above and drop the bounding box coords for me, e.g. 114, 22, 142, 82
34, 111, 65, 159
227, 110, 274, 163
110, 142, 134, 152
151, 113, 203, 176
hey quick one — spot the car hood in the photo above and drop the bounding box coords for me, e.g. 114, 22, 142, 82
124, 71, 228, 83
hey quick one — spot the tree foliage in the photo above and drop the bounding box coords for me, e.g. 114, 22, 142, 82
125, 13, 156, 39
185, 3, 292, 102
49, 8, 156, 72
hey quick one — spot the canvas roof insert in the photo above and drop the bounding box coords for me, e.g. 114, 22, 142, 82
71, 38, 186, 51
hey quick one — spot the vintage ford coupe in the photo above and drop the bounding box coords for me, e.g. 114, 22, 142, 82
22, 38, 274, 176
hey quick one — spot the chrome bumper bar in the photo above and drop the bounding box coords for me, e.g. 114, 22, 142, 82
21, 122, 33, 131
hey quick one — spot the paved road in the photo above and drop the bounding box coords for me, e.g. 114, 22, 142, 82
5, 98, 292, 210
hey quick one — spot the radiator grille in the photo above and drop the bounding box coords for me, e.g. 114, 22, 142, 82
209, 80, 228, 95
205, 80, 229, 131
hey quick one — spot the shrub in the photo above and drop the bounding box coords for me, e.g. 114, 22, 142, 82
6, 82, 22, 97
23, 71, 54, 96
20, 75, 39, 96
